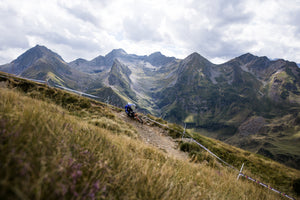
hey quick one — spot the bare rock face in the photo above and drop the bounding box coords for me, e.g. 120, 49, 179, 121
1, 46, 300, 170
0, 45, 65, 75
238, 116, 266, 136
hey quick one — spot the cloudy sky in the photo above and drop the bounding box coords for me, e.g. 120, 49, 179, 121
0, 0, 299, 64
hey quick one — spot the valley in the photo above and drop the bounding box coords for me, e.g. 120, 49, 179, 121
1, 45, 299, 170
0, 71, 299, 199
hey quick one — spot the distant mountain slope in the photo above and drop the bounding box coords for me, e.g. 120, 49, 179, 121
0, 71, 299, 199
107, 59, 137, 101
0, 45, 64, 75
155, 52, 300, 169
233, 53, 300, 103
145, 51, 176, 66
69, 49, 128, 73
68, 49, 177, 111
73, 49, 178, 114
0, 45, 93, 89
1, 45, 299, 170
69, 49, 176, 74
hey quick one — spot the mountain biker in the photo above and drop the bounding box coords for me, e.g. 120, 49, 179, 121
125, 103, 136, 118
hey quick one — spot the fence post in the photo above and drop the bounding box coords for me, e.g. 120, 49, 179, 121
182, 123, 186, 139
237, 163, 244, 180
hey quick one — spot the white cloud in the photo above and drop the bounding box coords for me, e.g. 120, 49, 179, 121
0, 0, 299, 64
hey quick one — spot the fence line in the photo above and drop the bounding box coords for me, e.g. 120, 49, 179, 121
143, 116, 296, 200
145, 116, 239, 171
1, 74, 100, 99
187, 136, 239, 171
1, 74, 295, 200
238, 173, 295, 200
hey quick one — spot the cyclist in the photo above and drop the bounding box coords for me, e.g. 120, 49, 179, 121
125, 103, 136, 118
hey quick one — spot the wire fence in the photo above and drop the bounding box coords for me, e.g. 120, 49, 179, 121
1, 74, 295, 200
143, 116, 296, 200
238, 173, 295, 200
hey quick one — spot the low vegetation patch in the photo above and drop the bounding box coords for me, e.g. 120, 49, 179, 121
180, 132, 300, 196
0, 73, 298, 199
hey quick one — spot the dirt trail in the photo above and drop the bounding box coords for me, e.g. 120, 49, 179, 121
118, 112, 189, 161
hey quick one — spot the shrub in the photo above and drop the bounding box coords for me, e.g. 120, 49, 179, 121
180, 142, 201, 152
168, 123, 184, 138
293, 178, 300, 195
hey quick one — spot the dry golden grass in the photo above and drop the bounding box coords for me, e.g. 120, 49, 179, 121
0, 83, 285, 199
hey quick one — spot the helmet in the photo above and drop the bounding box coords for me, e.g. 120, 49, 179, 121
127, 102, 136, 107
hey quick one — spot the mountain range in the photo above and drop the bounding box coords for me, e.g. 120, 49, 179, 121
1, 45, 299, 169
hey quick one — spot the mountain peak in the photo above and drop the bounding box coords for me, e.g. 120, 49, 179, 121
149, 52, 162, 57
1, 44, 66, 75
34, 44, 47, 50
17, 44, 64, 62
236, 53, 256, 62
146, 51, 175, 67
101, 48, 128, 68
107, 49, 127, 56
190, 52, 201, 57
242, 52, 255, 57
236, 53, 271, 64
185, 52, 212, 66
176, 52, 214, 80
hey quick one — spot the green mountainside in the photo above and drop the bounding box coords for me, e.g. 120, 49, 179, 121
107, 59, 137, 101
0, 45, 299, 170
0, 45, 94, 90
154, 53, 300, 169
0, 71, 299, 199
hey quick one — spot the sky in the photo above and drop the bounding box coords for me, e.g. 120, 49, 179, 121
0, 0, 299, 65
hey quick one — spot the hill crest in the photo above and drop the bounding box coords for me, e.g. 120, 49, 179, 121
1, 45, 300, 171
0, 71, 299, 199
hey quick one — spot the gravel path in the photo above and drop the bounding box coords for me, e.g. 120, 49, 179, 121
118, 112, 189, 161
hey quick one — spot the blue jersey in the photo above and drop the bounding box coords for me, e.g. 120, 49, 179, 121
125, 105, 132, 114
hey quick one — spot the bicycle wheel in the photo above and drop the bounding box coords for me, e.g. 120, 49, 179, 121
135, 114, 143, 124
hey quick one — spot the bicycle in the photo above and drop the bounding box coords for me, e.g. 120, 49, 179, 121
127, 111, 143, 124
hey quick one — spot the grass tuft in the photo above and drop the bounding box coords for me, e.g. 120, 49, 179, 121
0, 73, 298, 199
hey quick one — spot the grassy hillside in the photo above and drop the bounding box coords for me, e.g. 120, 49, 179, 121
0, 72, 299, 199
161, 62, 300, 170
151, 54, 300, 171
148, 115, 300, 197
